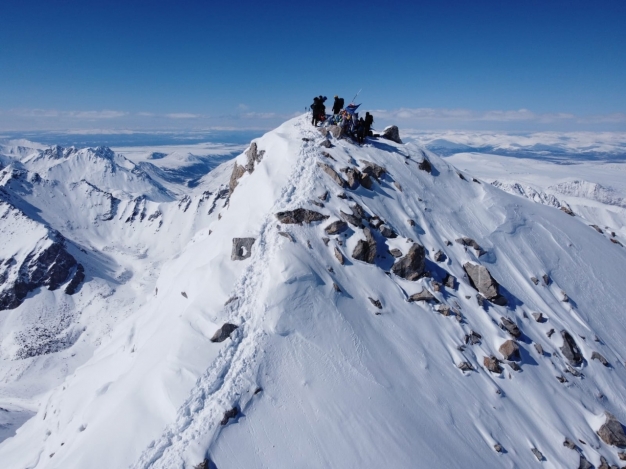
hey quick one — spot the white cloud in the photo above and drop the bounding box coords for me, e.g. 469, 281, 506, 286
373, 107, 580, 124
165, 113, 203, 119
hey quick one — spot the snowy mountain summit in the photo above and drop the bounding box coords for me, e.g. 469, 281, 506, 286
2, 115, 626, 468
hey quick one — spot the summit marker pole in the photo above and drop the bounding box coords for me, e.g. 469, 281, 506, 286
351, 88, 362, 103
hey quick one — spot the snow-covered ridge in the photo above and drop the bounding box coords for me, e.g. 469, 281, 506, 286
1, 117, 626, 469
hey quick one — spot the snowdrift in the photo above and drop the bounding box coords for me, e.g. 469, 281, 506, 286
1, 116, 626, 469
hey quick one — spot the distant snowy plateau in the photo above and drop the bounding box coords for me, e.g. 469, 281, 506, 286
1, 117, 626, 468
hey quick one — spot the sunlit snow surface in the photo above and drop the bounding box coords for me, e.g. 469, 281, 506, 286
1, 120, 626, 468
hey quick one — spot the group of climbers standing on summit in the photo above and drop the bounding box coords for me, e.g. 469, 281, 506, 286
310, 94, 375, 145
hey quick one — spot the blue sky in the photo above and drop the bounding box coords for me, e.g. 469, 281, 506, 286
1, 0, 625, 132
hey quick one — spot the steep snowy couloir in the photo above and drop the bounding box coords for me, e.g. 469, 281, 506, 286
2, 116, 626, 469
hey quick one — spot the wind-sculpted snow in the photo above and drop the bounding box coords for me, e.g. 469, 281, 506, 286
2, 119, 626, 469
550, 180, 626, 208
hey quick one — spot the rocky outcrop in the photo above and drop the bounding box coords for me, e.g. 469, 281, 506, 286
408, 288, 438, 303
334, 247, 345, 265
456, 237, 486, 256
352, 228, 377, 264
597, 413, 626, 447
560, 331, 583, 366
229, 162, 246, 195
391, 243, 425, 280
231, 238, 256, 260
592, 351, 609, 366
211, 323, 238, 343
220, 406, 239, 425
418, 158, 432, 173
317, 162, 346, 188
379, 225, 397, 238
360, 160, 386, 180
499, 340, 521, 361
275, 209, 329, 225
0, 231, 83, 311
245, 142, 265, 173
324, 220, 348, 235
500, 317, 521, 338
341, 167, 362, 190
340, 210, 364, 228
381, 125, 402, 144
463, 262, 505, 304
483, 356, 503, 373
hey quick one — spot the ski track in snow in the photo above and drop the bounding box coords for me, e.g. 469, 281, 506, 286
133, 121, 322, 469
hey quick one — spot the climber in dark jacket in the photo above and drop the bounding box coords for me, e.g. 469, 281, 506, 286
311, 97, 322, 126
356, 117, 366, 144
364, 112, 374, 136
332, 96, 344, 115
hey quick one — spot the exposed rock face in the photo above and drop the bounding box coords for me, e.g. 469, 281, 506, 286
334, 247, 345, 265
458, 362, 474, 371
275, 208, 329, 225
456, 237, 486, 256
360, 173, 373, 189
379, 225, 397, 238
443, 273, 456, 289
433, 250, 446, 262
327, 125, 344, 139
211, 323, 238, 343
465, 331, 482, 345
391, 243, 426, 280
368, 297, 382, 309
245, 142, 264, 173
597, 412, 626, 447
319, 139, 332, 148
342, 167, 361, 190
499, 340, 521, 361
381, 125, 402, 144
231, 238, 256, 260
324, 220, 348, 235
317, 162, 346, 188
500, 317, 521, 338
352, 228, 377, 264
408, 288, 438, 303
0, 231, 83, 311
578, 455, 593, 469
560, 331, 583, 366
531, 448, 544, 461
229, 162, 246, 195
463, 262, 502, 301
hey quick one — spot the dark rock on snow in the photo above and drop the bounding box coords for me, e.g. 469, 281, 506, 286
433, 250, 446, 262
418, 158, 432, 173
597, 413, 626, 447
560, 330, 583, 366
499, 340, 521, 361
563, 438, 579, 450
245, 142, 264, 173
229, 162, 246, 195
531, 448, 544, 461
220, 407, 239, 425
592, 351, 609, 366
340, 210, 364, 228
500, 317, 521, 338
231, 238, 256, 260
275, 208, 329, 225
408, 288, 438, 303
465, 331, 482, 345
379, 225, 397, 238
381, 125, 402, 144
360, 160, 386, 180
455, 237, 486, 256
389, 248, 403, 258
458, 362, 474, 372
443, 273, 456, 289
578, 455, 593, 469
334, 247, 345, 265
368, 297, 382, 309
463, 262, 501, 301
211, 323, 238, 343
352, 228, 378, 264
484, 356, 503, 373
324, 220, 348, 235
317, 162, 346, 188
391, 243, 426, 280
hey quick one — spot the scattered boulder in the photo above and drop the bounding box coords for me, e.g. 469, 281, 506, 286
317, 162, 346, 188
592, 351, 609, 367
455, 237, 486, 256
458, 362, 474, 372
443, 274, 456, 289
463, 262, 502, 301
465, 331, 482, 345
350, 203, 368, 220
534, 343, 544, 355
231, 238, 256, 260
563, 438, 579, 450
360, 160, 386, 179
611, 238, 624, 247
560, 331, 583, 366
391, 243, 426, 280
547, 328, 555, 338
194, 459, 209, 469
389, 248, 403, 258
598, 456, 618, 469
334, 247, 345, 265
408, 219, 416, 227
342, 167, 362, 190
433, 250, 446, 262
543, 274, 551, 285
211, 323, 238, 343
530, 276, 539, 285
220, 407, 239, 425
368, 297, 382, 309
381, 125, 402, 144
560, 206, 575, 216
275, 208, 328, 225
499, 340, 521, 361
531, 448, 544, 461
340, 210, 364, 228
181, 291, 188, 298
278, 231, 295, 242
418, 158, 432, 173
394, 181, 403, 192
408, 288, 438, 303
597, 413, 626, 447
494, 443, 503, 453
484, 356, 503, 373
591, 224, 604, 234
324, 220, 348, 235
500, 317, 521, 338
379, 225, 397, 238
360, 173, 373, 189
532, 312, 545, 322
333, 283, 341, 292
319, 190, 329, 201
319, 139, 332, 148
352, 228, 377, 264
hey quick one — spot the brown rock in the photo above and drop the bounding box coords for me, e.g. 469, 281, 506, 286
484, 356, 503, 373
458, 362, 474, 371
317, 162, 346, 188
389, 248, 403, 258
211, 323, 238, 343
334, 247, 345, 265
352, 228, 377, 264
597, 413, 626, 447
408, 288, 438, 303
391, 243, 426, 280
499, 340, 521, 361
229, 162, 246, 194
324, 220, 348, 235
500, 317, 521, 338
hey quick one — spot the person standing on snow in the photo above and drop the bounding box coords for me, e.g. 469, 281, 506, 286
332, 95, 344, 115
364, 112, 374, 137
311, 97, 322, 126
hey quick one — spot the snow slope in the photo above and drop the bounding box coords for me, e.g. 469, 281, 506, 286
2, 118, 626, 468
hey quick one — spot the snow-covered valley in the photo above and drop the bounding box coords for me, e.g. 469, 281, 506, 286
1, 118, 626, 468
